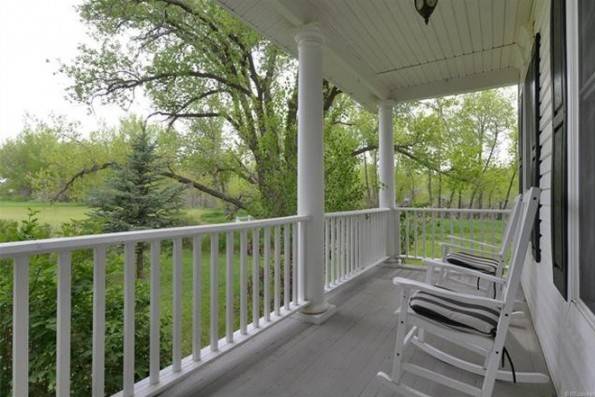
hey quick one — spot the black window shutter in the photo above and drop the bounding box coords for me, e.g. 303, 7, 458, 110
522, 34, 542, 262
551, 0, 568, 299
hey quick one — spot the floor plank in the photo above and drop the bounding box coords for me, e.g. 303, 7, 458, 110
174, 265, 555, 397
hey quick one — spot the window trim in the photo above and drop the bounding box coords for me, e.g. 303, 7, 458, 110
567, 0, 595, 326
551, 0, 569, 299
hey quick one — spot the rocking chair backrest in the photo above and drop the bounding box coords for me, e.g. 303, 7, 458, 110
501, 187, 540, 305
498, 194, 523, 258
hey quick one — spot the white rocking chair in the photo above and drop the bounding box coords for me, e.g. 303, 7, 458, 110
434, 195, 523, 297
377, 187, 549, 397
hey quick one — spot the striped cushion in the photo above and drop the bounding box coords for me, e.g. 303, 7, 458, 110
409, 290, 501, 336
445, 251, 499, 274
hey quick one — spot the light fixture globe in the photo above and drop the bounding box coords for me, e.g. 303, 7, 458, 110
414, 0, 438, 25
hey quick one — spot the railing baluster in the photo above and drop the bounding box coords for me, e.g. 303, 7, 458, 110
210, 234, 219, 351
430, 211, 436, 258
338, 218, 341, 278
274, 226, 281, 316
469, 214, 475, 252
13, 255, 28, 397
349, 216, 356, 273
264, 227, 271, 320
284, 224, 290, 310
355, 216, 360, 270
192, 235, 202, 361
292, 223, 298, 304
240, 230, 248, 335
173, 238, 183, 371
405, 212, 410, 259
92, 247, 106, 397
330, 218, 336, 285
150, 241, 160, 383
422, 212, 427, 258
123, 242, 136, 397
324, 219, 329, 288
57, 251, 72, 397
413, 211, 418, 258
226, 232, 234, 343
342, 217, 347, 278
298, 220, 306, 303
252, 228, 260, 328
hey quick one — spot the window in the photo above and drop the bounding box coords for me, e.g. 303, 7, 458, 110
520, 34, 542, 262
579, 0, 595, 311
551, 0, 568, 299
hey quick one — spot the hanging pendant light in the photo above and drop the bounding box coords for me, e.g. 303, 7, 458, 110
414, 0, 438, 25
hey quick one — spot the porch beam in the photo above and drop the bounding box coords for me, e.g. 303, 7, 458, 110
295, 24, 335, 320
390, 68, 519, 103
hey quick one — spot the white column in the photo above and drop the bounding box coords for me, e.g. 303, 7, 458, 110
295, 25, 329, 315
378, 100, 399, 261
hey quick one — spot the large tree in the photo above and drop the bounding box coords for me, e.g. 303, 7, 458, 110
63, 0, 342, 217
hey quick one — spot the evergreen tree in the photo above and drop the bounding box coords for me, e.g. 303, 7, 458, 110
90, 128, 183, 277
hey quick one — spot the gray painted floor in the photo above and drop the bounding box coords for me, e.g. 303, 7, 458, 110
176, 265, 555, 397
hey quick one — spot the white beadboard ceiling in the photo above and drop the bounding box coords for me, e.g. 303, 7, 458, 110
216, 0, 534, 109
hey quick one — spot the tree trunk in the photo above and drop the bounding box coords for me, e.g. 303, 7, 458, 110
427, 169, 433, 207
363, 154, 372, 206
437, 173, 442, 207
447, 189, 455, 208
136, 243, 145, 279
371, 150, 379, 206
502, 166, 517, 209
458, 189, 462, 209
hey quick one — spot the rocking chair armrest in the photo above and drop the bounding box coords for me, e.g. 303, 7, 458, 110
445, 235, 500, 250
423, 258, 506, 285
440, 243, 502, 260
392, 277, 505, 307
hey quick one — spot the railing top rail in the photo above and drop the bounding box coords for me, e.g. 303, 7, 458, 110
325, 208, 391, 218
0, 215, 309, 258
398, 207, 511, 214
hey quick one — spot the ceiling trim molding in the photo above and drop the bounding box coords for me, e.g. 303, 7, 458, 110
390, 68, 520, 102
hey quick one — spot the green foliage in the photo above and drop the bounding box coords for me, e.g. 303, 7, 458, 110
0, 212, 172, 396
89, 127, 183, 233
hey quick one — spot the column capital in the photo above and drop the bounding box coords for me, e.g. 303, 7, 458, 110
378, 99, 395, 109
295, 23, 324, 46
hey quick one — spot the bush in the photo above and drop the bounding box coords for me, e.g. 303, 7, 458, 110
0, 212, 172, 396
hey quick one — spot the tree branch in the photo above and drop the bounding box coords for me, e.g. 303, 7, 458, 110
52, 161, 117, 202
162, 168, 248, 210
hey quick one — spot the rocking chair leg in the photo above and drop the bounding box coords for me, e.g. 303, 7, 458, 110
391, 290, 411, 382
481, 348, 501, 396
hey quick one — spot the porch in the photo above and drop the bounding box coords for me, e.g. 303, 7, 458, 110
168, 265, 554, 397
0, 0, 576, 396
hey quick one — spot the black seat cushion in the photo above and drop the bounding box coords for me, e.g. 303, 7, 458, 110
445, 251, 499, 274
409, 290, 501, 337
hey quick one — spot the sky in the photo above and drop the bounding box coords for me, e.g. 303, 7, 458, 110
0, 0, 149, 143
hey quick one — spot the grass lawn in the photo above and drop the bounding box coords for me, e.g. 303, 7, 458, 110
0, 200, 90, 226
0, 200, 227, 228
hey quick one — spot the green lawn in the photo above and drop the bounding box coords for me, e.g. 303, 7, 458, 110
0, 200, 226, 228
0, 200, 89, 226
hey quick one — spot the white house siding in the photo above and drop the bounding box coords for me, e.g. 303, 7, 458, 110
521, 0, 595, 394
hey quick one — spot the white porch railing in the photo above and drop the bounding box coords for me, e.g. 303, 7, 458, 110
324, 208, 391, 290
0, 206, 513, 396
0, 215, 308, 397
398, 208, 511, 260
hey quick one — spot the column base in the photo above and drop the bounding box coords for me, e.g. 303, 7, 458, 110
295, 304, 337, 325
382, 256, 401, 267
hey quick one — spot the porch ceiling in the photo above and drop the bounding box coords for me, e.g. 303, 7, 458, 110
215, 0, 534, 109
